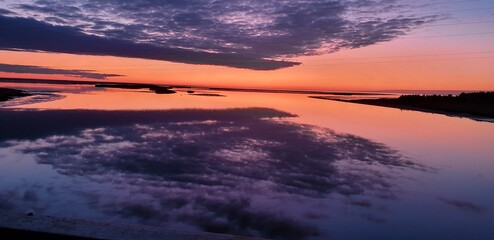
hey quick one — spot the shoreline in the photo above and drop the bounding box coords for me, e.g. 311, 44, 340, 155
0, 77, 390, 96
311, 96, 494, 123
3, 77, 493, 124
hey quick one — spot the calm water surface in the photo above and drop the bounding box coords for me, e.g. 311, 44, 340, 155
0, 83, 493, 240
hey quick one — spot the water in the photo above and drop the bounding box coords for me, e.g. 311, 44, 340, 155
0, 83, 493, 240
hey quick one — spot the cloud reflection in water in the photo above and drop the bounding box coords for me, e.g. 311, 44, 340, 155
1, 108, 423, 239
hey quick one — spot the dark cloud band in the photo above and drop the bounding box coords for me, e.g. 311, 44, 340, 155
0, 62, 123, 79
0, 16, 299, 70
0, 1, 437, 70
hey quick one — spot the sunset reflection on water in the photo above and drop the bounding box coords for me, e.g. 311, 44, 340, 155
0, 83, 493, 240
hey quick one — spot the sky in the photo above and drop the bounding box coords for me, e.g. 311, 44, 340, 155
0, 0, 493, 91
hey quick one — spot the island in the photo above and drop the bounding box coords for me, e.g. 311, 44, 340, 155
311, 92, 494, 120
95, 83, 176, 94
0, 88, 31, 102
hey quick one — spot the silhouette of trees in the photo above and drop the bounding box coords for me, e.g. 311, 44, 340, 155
357, 92, 494, 118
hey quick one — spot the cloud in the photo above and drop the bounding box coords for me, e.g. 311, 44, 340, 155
0, 107, 425, 239
0, 15, 299, 70
0, 63, 123, 79
0, 107, 296, 142
0, 0, 438, 70
439, 198, 487, 214
177, 197, 320, 239
0, 8, 14, 16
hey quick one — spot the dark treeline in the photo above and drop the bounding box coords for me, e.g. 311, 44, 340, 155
397, 92, 494, 104
356, 92, 494, 118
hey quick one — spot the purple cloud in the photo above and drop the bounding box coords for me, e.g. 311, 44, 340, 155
0, 1, 437, 70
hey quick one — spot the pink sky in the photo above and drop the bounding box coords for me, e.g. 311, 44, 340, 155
1, 0, 493, 91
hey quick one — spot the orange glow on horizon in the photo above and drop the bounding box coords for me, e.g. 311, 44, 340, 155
2, 30, 494, 92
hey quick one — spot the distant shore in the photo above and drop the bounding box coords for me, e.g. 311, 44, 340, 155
312, 92, 494, 122
3, 77, 493, 123
0, 88, 31, 102
95, 83, 177, 94
0, 77, 390, 96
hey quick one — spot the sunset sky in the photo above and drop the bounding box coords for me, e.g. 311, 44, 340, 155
0, 0, 493, 91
